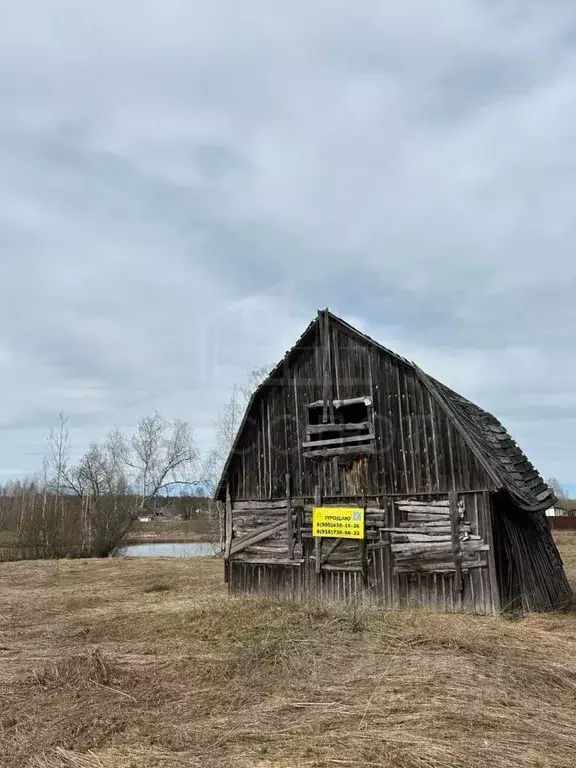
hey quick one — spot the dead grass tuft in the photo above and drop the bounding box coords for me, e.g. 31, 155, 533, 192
31, 650, 116, 691
142, 583, 172, 594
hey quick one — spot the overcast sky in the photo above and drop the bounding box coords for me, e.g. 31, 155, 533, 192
1, 1, 575, 490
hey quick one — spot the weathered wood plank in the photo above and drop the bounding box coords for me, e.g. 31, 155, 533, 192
244, 545, 289, 555
308, 396, 372, 409
399, 520, 470, 530
394, 559, 488, 574
392, 541, 488, 557
396, 499, 450, 508
228, 557, 304, 566
286, 474, 294, 560
234, 512, 286, 527
302, 529, 379, 541
301, 433, 375, 449
399, 504, 451, 514
482, 492, 501, 615
307, 422, 372, 435
303, 444, 376, 459
450, 492, 463, 594
320, 537, 343, 565
392, 533, 452, 543
314, 485, 322, 575
406, 512, 450, 521
229, 520, 288, 555
383, 526, 449, 535
225, 485, 233, 557
232, 500, 288, 511
320, 309, 331, 423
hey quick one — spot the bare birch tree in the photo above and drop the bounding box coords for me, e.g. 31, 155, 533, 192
203, 364, 273, 495
10, 411, 203, 559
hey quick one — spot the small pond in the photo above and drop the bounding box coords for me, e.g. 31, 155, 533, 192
121, 542, 218, 558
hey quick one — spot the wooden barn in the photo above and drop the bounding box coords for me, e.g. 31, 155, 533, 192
214, 310, 571, 615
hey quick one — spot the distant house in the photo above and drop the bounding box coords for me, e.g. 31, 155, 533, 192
546, 507, 563, 517
215, 309, 571, 615
547, 499, 576, 517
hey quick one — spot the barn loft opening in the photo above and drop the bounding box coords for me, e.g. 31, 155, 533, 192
303, 396, 375, 456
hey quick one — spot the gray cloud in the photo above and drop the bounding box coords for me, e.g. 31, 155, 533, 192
1, 0, 576, 487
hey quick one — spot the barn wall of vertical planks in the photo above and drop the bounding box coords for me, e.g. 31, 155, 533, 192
215, 310, 571, 615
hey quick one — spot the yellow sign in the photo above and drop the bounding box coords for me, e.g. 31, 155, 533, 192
312, 507, 365, 539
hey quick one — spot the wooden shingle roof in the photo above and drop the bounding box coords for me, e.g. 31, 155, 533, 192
428, 379, 555, 513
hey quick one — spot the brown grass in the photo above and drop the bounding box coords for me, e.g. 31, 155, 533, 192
1, 536, 576, 767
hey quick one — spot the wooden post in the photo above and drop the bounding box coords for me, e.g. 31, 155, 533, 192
225, 484, 233, 558
482, 492, 501, 616
314, 484, 322, 574
449, 492, 463, 596
360, 492, 368, 583
389, 497, 400, 609
286, 473, 294, 560
332, 456, 340, 493
319, 309, 332, 424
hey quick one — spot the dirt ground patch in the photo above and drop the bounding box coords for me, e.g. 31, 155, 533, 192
1, 535, 575, 767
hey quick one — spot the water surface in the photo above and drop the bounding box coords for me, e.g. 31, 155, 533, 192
122, 542, 217, 558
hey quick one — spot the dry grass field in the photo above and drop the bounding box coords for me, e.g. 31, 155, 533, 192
1, 534, 576, 768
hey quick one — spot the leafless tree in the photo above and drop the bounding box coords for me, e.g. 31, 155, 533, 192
121, 413, 200, 511
547, 477, 568, 501
201, 365, 273, 547
3, 411, 203, 560
203, 364, 273, 495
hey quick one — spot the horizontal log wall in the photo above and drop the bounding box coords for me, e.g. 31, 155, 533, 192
226, 491, 498, 615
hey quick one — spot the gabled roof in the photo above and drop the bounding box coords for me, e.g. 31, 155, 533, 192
215, 310, 555, 512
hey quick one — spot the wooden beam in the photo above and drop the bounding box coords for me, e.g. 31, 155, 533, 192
320, 310, 331, 423
360, 495, 367, 582
225, 485, 233, 557
314, 484, 322, 574
306, 422, 372, 435
392, 534, 452, 543
232, 500, 288, 511
308, 396, 372, 409
286, 473, 294, 560
229, 520, 287, 555
406, 514, 450, 523
227, 557, 304, 566
482, 491, 501, 616
450, 492, 463, 594
396, 499, 450, 507
392, 541, 488, 557
320, 537, 343, 565
303, 444, 376, 459
394, 559, 488, 574
397, 504, 451, 513
332, 455, 340, 494
301, 433, 375, 449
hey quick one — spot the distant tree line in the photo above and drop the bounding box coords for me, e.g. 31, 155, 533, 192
0, 365, 273, 562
